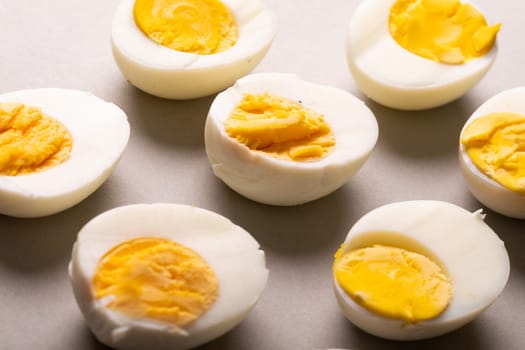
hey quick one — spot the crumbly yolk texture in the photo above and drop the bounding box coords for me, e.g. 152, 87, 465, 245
0, 103, 72, 176
389, 0, 501, 64
93, 237, 219, 327
462, 112, 525, 194
333, 244, 452, 322
225, 93, 336, 161
134, 0, 237, 54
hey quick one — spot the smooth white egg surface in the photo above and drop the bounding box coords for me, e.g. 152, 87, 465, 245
111, 0, 277, 100
346, 0, 499, 110
459, 87, 525, 219
333, 200, 510, 340
69, 203, 268, 350
0, 88, 129, 218
204, 73, 379, 206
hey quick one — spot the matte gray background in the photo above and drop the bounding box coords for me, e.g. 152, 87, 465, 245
1, 0, 524, 349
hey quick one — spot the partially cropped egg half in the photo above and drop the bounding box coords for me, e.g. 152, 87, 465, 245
69, 203, 268, 350
332, 200, 510, 340
111, 0, 277, 99
459, 87, 525, 219
204, 73, 379, 206
0, 89, 129, 218
346, 0, 501, 110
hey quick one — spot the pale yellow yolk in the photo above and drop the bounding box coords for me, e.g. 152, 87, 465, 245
93, 237, 219, 327
462, 112, 525, 195
333, 245, 452, 322
389, 0, 501, 64
225, 93, 336, 161
0, 103, 72, 176
134, 0, 237, 54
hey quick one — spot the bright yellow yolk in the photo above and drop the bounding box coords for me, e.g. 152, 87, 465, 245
333, 245, 452, 322
0, 103, 72, 176
462, 112, 525, 195
93, 237, 219, 327
389, 0, 501, 64
225, 93, 336, 161
134, 0, 237, 54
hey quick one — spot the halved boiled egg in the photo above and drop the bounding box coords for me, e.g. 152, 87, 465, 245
0, 89, 129, 218
111, 0, 277, 99
204, 73, 379, 206
346, 0, 500, 110
333, 200, 510, 340
69, 203, 268, 350
459, 87, 525, 219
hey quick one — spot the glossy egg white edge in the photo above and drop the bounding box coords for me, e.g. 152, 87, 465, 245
0, 89, 130, 218
346, 0, 498, 110
111, 0, 277, 100
69, 203, 269, 350
459, 87, 525, 219
333, 200, 510, 340
204, 73, 379, 206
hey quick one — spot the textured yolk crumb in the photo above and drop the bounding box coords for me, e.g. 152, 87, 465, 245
389, 0, 501, 64
225, 93, 336, 161
333, 245, 452, 323
0, 103, 72, 176
134, 0, 237, 54
93, 237, 219, 327
462, 112, 525, 195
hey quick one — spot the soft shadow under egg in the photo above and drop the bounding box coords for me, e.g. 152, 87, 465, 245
368, 95, 474, 159
0, 181, 117, 272
123, 87, 215, 149
207, 177, 359, 257
484, 213, 525, 272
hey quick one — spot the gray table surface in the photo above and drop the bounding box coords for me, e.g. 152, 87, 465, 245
1, 1, 524, 349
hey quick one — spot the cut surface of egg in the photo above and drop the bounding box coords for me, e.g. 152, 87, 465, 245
333, 200, 509, 340
111, 0, 277, 99
346, 0, 500, 110
459, 87, 525, 219
0, 89, 129, 218
69, 203, 268, 350
204, 73, 379, 206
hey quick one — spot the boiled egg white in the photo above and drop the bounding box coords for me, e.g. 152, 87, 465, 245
111, 0, 277, 100
69, 203, 268, 350
346, 0, 500, 110
0, 88, 129, 218
204, 73, 379, 206
459, 87, 525, 219
333, 200, 510, 340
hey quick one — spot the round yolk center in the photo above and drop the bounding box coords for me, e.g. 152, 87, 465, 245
224, 93, 336, 161
0, 102, 73, 176
93, 237, 219, 327
389, 0, 500, 64
133, 0, 237, 54
461, 112, 525, 195
333, 244, 452, 323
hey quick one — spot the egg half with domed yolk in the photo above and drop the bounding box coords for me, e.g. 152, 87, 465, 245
459, 87, 525, 219
346, 0, 500, 110
0, 88, 129, 218
332, 200, 510, 340
204, 73, 379, 206
69, 203, 268, 350
111, 0, 277, 100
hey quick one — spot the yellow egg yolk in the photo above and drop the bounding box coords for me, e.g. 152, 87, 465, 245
225, 93, 336, 161
93, 237, 219, 327
389, 0, 500, 64
134, 0, 237, 54
0, 103, 72, 176
333, 244, 452, 323
462, 112, 525, 195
